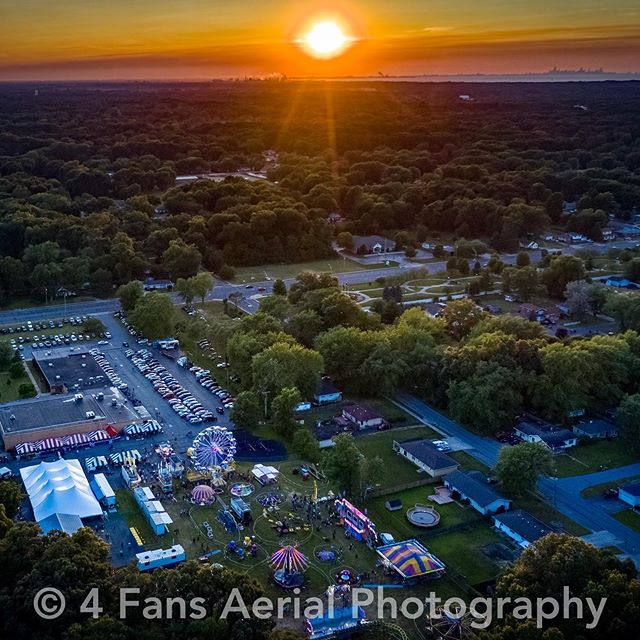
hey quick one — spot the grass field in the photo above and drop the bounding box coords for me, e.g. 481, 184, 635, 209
230, 257, 389, 283
0, 367, 36, 402
553, 439, 638, 477
613, 509, 640, 532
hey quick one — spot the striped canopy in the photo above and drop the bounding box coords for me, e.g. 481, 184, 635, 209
89, 430, 110, 442
61, 433, 90, 447
36, 438, 62, 452
376, 539, 446, 579
15, 442, 37, 454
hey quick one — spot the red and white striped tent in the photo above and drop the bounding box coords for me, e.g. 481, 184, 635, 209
89, 430, 110, 442
61, 433, 91, 447
15, 442, 37, 455
36, 438, 62, 452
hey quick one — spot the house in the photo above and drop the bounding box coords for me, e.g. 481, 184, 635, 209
557, 232, 587, 243
342, 404, 384, 430
314, 378, 342, 405
573, 419, 618, 440
393, 439, 459, 479
618, 482, 640, 508
350, 235, 392, 255
493, 509, 553, 548
143, 277, 174, 291
562, 201, 578, 215
424, 302, 446, 318
514, 420, 578, 451
518, 304, 560, 325
602, 229, 617, 241
443, 470, 511, 515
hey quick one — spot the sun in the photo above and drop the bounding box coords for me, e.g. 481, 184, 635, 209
301, 20, 352, 59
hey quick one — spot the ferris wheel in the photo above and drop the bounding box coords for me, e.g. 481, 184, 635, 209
191, 426, 237, 472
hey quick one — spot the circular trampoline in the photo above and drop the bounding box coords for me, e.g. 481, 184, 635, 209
407, 504, 441, 528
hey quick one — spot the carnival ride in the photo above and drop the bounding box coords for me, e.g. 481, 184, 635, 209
270, 545, 309, 589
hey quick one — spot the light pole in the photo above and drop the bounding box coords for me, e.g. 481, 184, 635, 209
261, 390, 270, 419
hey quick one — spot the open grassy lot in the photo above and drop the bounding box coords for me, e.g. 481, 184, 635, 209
230, 258, 375, 283
613, 509, 640, 533
449, 451, 491, 474
553, 439, 638, 477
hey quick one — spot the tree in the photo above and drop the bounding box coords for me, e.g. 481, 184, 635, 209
19, 383, 34, 398
82, 317, 105, 335
272, 278, 287, 296
191, 271, 214, 303
564, 280, 591, 320
230, 390, 263, 427
129, 292, 175, 339
605, 293, 640, 331
252, 341, 323, 399
0, 342, 14, 368
0, 480, 23, 518
259, 295, 291, 320
448, 363, 524, 433
624, 257, 640, 282
617, 394, 640, 453
116, 280, 143, 313
292, 429, 321, 462
511, 265, 539, 300
494, 442, 554, 496
516, 250, 530, 267
541, 255, 586, 297
162, 240, 201, 280
492, 534, 640, 640
175, 277, 197, 305
323, 433, 363, 495
336, 231, 353, 250
271, 386, 301, 439
441, 299, 485, 340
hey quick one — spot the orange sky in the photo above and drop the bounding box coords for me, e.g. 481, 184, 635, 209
1, 1, 639, 79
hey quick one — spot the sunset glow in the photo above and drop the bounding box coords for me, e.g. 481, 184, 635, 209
302, 21, 352, 58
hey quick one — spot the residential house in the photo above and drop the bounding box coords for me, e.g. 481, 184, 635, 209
604, 276, 640, 289
314, 379, 342, 405
557, 232, 587, 243
393, 439, 459, 480
350, 235, 392, 255
562, 201, 578, 215
618, 482, 640, 508
573, 419, 618, 440
443, 470, 511, 515
514, 420, 578, 451
493, 509, 553, 548
602, 228, 617, 241
342, 404, 384, 430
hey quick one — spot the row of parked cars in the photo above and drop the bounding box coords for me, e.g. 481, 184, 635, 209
126, 348, 215, 424
1, 315, 88, 335
90, 349, 128, 391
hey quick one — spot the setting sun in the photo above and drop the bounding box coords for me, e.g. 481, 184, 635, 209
301, 19, 353, 59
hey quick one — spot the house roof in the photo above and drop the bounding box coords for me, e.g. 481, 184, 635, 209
444, 470, 508, 508
574, 419, 616, 435
343, 404, 383, 423
315, 379, 341, 397
396, 439, 458, 472
493, 509, 553, 543
515, 421, 575, 447
619, 481, 640, 497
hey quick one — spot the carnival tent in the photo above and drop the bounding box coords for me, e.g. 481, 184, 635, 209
20, 458, 103, 532
376, 539, 446, 579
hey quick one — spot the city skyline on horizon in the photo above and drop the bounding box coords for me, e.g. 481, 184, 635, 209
1, 1, 639, 81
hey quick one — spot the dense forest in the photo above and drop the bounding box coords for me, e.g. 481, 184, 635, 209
0, 81, 639, 304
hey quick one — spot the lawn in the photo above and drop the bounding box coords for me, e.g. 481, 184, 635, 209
613, 509, 640, 533
449, 451, 491, 474
581, 475, 640, 498
230, 258, 375, 283
0, 367, 36, 402
553, 439, 638, 477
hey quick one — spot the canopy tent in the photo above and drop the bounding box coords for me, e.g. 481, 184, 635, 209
36, 438, 62, 452
61, 433, 90, 447
376, 539, 446, 580
15, 442, 37, 455
252, 464, 279, 485
89, 430, 110, 442
20, 458, 103, 527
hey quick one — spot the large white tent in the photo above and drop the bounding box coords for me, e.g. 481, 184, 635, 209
20, 458, 102, 532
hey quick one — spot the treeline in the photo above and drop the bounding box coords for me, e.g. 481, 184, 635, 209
0, 81, 639, 304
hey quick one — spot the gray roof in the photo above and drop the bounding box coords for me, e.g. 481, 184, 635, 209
444, 470, 508, 508
573, 419, 617, 436
515, 421, 575, 448
34, 351, 107, 390
315, 379, 341, 397
493, 509, 552, 543
0, 387, 137, 434
397, 439, 458, 472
